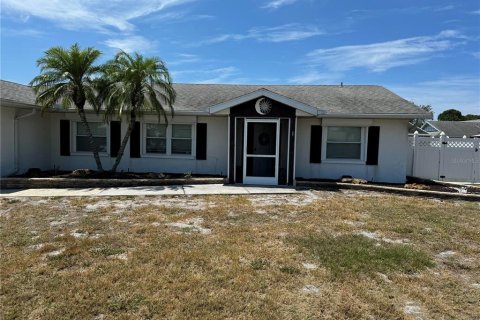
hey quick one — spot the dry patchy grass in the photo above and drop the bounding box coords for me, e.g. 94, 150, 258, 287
1, 191, 479, 319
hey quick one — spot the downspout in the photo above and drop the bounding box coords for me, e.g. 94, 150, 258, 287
12, 108, 37, 175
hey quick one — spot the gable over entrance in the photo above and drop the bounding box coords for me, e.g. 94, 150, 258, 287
209, 89, 318, 116
227, 95, 297, 185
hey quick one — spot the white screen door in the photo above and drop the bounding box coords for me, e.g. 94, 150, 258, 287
243, 119, 279, 185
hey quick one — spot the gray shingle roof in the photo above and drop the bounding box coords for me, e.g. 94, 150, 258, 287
0, 80, 37, 106
1, 79, 429, 116
427, 120, 480, 138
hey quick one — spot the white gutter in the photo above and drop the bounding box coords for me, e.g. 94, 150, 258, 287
46, 109, 211, 116
317, 112, 433, 119
12, 108, 37, 175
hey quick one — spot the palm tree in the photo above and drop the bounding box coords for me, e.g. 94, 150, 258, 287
100, 51, 176, 172
30, 43, 104, 171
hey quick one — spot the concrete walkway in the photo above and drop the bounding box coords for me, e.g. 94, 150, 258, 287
0, 184, 299, 197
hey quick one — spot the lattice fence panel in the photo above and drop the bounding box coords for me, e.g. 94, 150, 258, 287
445, 140, 476, 149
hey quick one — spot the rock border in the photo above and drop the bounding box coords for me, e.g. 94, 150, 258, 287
296, 180, 480, 202
0, 177, 226, 189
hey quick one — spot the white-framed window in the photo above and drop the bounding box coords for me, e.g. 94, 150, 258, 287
143, 123, 194, 156
146, 123, 167, 154
324, 126, 364, 161
171, 124, 192, 155
75, 122, 107, 152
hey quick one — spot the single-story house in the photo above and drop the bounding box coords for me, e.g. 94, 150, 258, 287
1, 79, 431, 184
420, 120, 480, 138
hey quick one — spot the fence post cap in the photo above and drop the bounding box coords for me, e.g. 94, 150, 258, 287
440, 131, 446, 136
414, 130, 419, 135
463, 135, 467, 139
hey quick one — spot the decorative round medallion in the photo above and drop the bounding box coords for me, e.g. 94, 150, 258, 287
255, 97, 272, 115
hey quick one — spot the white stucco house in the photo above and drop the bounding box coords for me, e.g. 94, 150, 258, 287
0, 79, 431, 185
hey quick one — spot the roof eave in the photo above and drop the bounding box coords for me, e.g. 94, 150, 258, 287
0, 98, 39, 110
318, 113, 433, 119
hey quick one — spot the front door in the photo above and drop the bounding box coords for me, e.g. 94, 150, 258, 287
243, 119, 279, 185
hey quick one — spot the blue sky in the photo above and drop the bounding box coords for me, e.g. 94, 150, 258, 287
1, 0, 479, 116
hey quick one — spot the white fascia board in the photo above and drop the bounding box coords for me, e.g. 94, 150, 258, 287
0, 99, 40, 110
208, 88, 318, 116
46, 109, 210, 116
318, 113, 433, 119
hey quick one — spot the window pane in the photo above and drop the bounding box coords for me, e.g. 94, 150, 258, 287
326, 143, 361, 159
146, 124, 166, 138
77, 122, 106, 137
172, 139, 192, 154
76, 136, 107, 152
327, 127, 361, 142
172, 124, 191, 138
146, 138, 166, 153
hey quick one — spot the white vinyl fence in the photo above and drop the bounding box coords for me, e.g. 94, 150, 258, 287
407, 133, 480, 183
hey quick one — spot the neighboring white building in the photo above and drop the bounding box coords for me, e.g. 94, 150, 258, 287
0, 80, 431, 184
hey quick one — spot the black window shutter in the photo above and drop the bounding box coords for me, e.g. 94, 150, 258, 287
366, 126, 380, 165
60, 120, 70, 156
310, 125, 322, 163
110, 121, 121, 157
196, 123, 207, 160
130, 122, 141, 158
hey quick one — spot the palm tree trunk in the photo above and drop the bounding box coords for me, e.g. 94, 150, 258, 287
111, 115, 136, 172
78, 109, 104, 172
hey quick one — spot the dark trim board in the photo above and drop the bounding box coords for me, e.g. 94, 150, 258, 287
228, 96, 296, 185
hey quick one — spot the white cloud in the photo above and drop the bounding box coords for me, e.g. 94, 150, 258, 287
389, 76, 480, 115
288, 71, 342, 84
104, 36, 155, 53
172, 66, 245, 84
433, 5, 455, 12
305, 30, 465, 72
143, 10, 214, 23
471, 9, 480, 15
202, 23, 324, 45
2, 28, 47, 37
168, 53, 201, 65
1, 0, 195, 32
262, 0, 299, 9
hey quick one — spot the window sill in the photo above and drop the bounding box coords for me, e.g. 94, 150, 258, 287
71, 152, 109, 156
321, 159, 366, 165
141, 153, 195, 160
